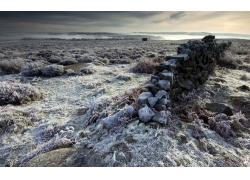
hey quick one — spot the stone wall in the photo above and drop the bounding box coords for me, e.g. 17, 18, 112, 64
137, 35, 231, 123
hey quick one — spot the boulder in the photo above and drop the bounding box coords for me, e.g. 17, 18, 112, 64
138, 105, 155, 123
138, 92, 153, 105
205, 103, 233, 116
148, 83, 162, 95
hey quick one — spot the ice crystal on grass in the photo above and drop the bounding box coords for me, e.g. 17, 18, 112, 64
0, 81, 43, 105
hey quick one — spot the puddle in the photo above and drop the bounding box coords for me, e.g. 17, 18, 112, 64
64, 63, 88, 71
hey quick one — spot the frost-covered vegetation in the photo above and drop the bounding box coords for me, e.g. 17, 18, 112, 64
0, 39, 250, 167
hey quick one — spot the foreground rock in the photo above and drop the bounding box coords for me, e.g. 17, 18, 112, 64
205, 103, 233, 116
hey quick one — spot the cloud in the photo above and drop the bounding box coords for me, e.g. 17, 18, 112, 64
169, 12, 185, 20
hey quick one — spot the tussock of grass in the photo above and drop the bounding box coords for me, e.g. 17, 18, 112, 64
0, 81, 43, 105
131, 58, 155, 74
0, 59, 26, 74
21, 62, 45, 76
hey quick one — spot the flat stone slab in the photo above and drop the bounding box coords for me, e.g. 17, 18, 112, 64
138, 105, 155, 123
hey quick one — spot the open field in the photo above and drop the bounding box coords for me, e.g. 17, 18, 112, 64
0, 38, 250, 167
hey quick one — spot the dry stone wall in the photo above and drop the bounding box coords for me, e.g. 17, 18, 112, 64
138, 35, 231, 123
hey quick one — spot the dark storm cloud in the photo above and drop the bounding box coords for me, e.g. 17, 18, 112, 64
0, 11, 162, 33
169, 12, 185, 20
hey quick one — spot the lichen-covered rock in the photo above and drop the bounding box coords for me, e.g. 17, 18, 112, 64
138, 105, 155, 123
138, 92, 153, 105
42, 64, 64, 77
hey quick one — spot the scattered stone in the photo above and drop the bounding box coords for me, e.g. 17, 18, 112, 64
138, 92, 153, 105
205, 103, 233, 116
159, 72, 174, 83
126, 106, 137, 118
138, 105, 155, 123
102, 109, 126, 130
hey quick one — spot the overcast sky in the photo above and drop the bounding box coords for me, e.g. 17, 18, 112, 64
0, 11, 250, 34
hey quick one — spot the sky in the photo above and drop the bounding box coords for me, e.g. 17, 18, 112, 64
0, 11, 250, 35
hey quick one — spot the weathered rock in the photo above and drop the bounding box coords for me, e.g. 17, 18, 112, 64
138, 105, 155, 123
151, 75, 160, 84
205, 103, 233, 116
159, 72, 174, 84
158, 80, 171, 90
126, 106, 137, 118
148, 83, 162, 95
103, 109, 126, 130
152, 112, 167, 125
155, 90, 168, 99
179, 79, 194, 91
154, 104, 166, 111
148, 97, 159, 108
138, 92, 153, 105
157, 98, 168, 105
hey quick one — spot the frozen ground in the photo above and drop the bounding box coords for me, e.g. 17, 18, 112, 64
0, 39, 249, 167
